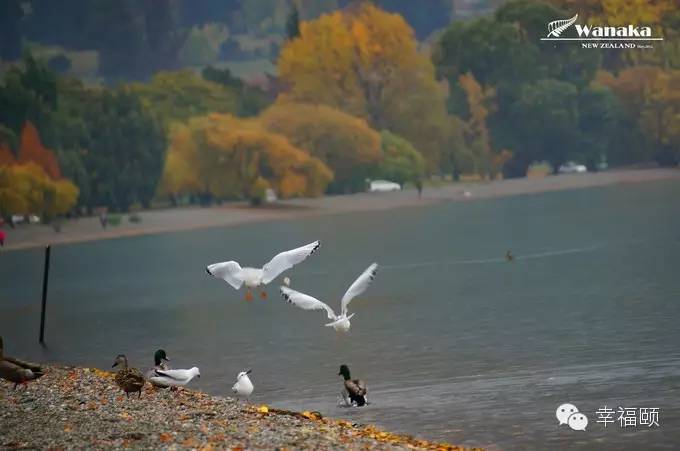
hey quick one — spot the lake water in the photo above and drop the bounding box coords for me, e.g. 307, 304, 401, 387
2, 179, 680, 450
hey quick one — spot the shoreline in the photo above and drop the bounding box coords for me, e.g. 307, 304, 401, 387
2, 168, 679, 252
0, 365, 477, 450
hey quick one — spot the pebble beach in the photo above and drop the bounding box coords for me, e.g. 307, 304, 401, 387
0, 366, 478, 450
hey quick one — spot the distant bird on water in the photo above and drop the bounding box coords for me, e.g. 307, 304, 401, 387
506, 250, 514, 262
0, 336, 44, 389
145, 349, 171, 388
338, 364, 368, 407
112, 354, 145, 398
280, 263, 378, 332
232, 369, 254, 400
206, 240, 320, 301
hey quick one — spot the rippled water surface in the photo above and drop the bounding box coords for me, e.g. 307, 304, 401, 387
2, 180, 680, 450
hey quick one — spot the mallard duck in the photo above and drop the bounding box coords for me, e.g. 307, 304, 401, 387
338, 364, 367, 407
232, 369, 254, 399
0, 336, 44, 389
145, 349, 171, 388
280, 263, 378, 332
112, 354, 145, 398
206, 240, 320, 301
148, 367, 200, 389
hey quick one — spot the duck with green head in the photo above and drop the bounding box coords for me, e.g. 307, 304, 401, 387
112, 354, 145, 398
0, 336, 44, 390
145, 349, 171, 388
338, 364, 368, 407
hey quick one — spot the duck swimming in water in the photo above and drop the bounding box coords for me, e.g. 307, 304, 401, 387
206, 240, 320, 301
338, 364, 368, 407
112, 354, 145, 398
506, 250, 514, 261
279, 263, 378, 332
0, 337, 44, 390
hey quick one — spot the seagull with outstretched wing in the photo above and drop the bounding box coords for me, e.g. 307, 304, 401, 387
279, 263, 378, 332
206, 240, 320, 301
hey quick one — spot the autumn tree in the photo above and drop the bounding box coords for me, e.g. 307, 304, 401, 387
597, 66, 667, 164
459, 73, 493, 178
127, 70, 239, 126
17, 121, 62, 179
0, 143, 15, 167
259, 102, 382, 193
159, 113, 332, 204
277, 2, 450, 169
376, 131, 425, 188
0, 163, 78, 221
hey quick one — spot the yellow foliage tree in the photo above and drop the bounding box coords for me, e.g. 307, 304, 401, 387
127, 70, 239, 127
458, 72, 511, 178
159, 113, 332, 203
260, 102, 382, 193
0, 163, 79, 219
277, 2, 449, 170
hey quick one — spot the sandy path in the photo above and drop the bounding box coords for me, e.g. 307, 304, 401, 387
2, 168, 678, 252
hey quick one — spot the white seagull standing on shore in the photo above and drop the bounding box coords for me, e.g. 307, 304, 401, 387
206, 240, 320, 301
232, 369, 254, 400
279, 263, 378, 332
148, 367, 200, 389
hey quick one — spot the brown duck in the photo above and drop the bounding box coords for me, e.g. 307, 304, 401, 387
338, 364, 368, 407
112, 354, 145, 398
0, 336, 44, 389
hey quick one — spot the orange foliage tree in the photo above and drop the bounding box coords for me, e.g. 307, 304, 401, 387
17, 121, 62, 179
277, 2, 449, 170
0, 144, 16, 167
458, 73, 512, 178
159, 113, 332, 203
259, 102, 382, 193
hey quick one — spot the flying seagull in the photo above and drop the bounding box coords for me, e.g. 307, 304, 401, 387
280, 263, 378, 332
207, 240, 320, 301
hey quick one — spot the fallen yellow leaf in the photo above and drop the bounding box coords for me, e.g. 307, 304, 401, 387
159, 433, 173, 443
257, 405, 269, 413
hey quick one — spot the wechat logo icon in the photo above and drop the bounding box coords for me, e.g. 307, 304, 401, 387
557, 403, 588, 431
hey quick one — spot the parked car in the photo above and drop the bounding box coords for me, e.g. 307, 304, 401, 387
558, 162, 587, 174
368, 180, 401, 192
265, 188, 278, 203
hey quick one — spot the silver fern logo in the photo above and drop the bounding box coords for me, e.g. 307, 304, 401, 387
541, 12, 663, 47
547, 14, 578, 38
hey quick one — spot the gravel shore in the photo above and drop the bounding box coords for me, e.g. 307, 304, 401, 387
1, 366, 477, 450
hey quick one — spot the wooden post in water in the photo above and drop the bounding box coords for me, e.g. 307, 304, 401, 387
39, 245, 51, 344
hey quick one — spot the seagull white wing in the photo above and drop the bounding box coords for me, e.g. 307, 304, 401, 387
280, 286, 336, 320
261, 240, 320, 284
206, 261, 244, 289
340, 263, 378, 316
